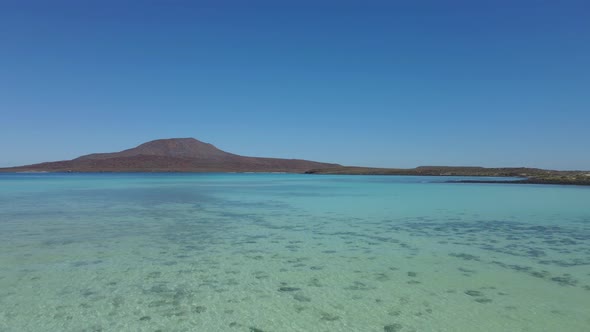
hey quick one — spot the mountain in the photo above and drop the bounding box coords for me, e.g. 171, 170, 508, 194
1, 138, 340, 173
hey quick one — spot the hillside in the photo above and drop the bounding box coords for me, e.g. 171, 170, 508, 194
0, 138, 340, 173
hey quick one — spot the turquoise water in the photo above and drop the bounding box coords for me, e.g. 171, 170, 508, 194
1, 173, 589, 331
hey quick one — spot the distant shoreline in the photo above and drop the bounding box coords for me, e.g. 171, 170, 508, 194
308, 173, 590, 186
2, 169, 589, 186
445, 179, 590, 186
304, 166, 590, 186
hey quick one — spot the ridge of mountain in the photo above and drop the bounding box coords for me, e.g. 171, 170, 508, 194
75, 138, 234, 161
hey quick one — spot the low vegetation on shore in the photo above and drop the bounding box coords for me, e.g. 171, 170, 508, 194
305, 166, 590, 186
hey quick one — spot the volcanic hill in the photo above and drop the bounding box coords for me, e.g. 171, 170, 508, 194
1, 138, 340, 173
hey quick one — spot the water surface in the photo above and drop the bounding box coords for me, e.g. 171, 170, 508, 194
1, 173, 589, 331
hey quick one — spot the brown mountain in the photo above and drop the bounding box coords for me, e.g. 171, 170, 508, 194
1, 138, 340, 172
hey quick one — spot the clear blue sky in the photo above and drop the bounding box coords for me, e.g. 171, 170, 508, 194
1, 1, 589, 169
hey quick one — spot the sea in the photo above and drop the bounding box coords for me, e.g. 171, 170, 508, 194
1, 173, 589, 331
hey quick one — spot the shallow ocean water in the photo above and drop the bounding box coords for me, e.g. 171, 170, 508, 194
0, 173, 589, 331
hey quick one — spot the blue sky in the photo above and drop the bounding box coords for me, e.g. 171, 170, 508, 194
1, 1, 589, 169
